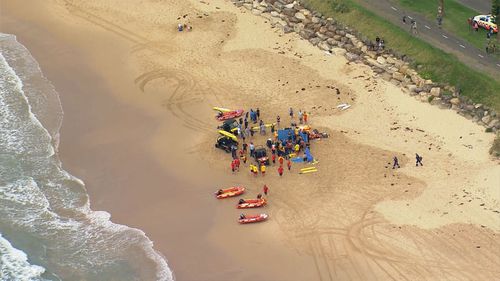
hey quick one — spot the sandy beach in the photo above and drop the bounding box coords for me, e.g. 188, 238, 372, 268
2, 0, 499, 280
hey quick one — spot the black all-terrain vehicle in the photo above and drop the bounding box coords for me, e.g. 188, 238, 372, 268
217, 119, 239, 135
253, 146, 269, 165
215, 136, 238, 153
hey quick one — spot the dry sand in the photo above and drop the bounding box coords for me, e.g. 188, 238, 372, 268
2, 0, 499, 280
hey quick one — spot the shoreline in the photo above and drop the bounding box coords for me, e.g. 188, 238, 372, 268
2, 0, 499, 280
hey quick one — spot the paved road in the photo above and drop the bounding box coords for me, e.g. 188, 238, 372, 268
356, 0, 499, 78
455, 0, 491, 14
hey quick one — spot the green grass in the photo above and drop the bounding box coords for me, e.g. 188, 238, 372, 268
396, 0, 498, 59
301, 0, 500, 112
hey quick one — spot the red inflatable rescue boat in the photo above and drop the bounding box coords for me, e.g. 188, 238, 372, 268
215, 186, 245, 199
238, 213, 268, 224
216, 109, 244, 121
237, 198, 267, 209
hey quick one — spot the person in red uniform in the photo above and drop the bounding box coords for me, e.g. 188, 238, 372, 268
278, 156, 284, 166
263, 185, 269, 195
278, 165, 284, 176
231, 160, 235, 172
272, 154, 276, 164
234, 158, 240, 171
287, 159, 292, 170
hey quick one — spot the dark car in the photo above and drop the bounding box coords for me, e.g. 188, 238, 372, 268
217, 119, 239, 135
215, 136, 238, 153
254, 146, 269, 165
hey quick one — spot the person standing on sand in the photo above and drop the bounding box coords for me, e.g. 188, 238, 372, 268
277, 115, 281, 127
244, 118, 248, 129
249, 142, 255, 157
287, 159, 292, 170
261, 164, 266, 176
241, 154, 247, 164
260, 123, 266, 135
289, 107, 294, 119
253, 165, 259, 176
234, 157, 240, 171
272, 153, 276, 164
278, 156, 284, 166
263, 185, 269, 195
298, 110, 303, 124
303, 111, 308, 124
256, 108, 260, 120
416, 153, 423, 166
249, 164, 255, 175
392, 156, 400, 169
278, 165, 284, 176
231, 160, 235, 173
242, 142, 248, 152
231, 144, 237, 159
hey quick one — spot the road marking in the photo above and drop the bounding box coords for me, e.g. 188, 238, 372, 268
391, 6, 397, 11
425, 25, 431, 29
459, 44, 465, 48
442, 35, 448, 39
478, 54, 484, 58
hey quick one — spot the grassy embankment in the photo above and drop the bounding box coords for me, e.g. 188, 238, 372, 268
396, 0, 499, 59
301, 0, 500, 113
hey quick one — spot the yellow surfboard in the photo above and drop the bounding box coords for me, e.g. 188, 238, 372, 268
300, 169, 318, 174
213, 107, 232, 113
218, 130, 237, 142
251, 123, 277, 131
300, 167, 316, 171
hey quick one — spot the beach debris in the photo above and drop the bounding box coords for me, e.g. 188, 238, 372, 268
337, 103, 351, 111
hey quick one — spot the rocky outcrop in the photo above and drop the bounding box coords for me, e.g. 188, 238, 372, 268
229, 0, 500, 133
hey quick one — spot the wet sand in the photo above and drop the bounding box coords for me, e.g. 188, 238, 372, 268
2, 0, 499, 280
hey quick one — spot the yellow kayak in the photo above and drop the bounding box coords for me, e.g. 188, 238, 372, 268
213, 107, 232, 113
218, 130, 237, 141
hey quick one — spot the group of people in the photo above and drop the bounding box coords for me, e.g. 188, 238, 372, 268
177, 23, 192, 32
288, 108, 309, 124
392, 153, 424, 169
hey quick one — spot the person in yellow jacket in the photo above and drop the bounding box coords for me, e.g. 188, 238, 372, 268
260, 164, 266, 176
252, 165, 259, 176
294, 143, 300, 152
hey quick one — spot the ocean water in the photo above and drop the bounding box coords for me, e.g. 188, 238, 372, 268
0, 33, 174, 281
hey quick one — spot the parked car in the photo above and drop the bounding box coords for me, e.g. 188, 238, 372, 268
472, 15, 498, 33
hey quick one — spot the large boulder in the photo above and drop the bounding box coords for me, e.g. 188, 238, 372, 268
295, 12, 306, 20
332, 47, 346, 56
318, 41, 331, 51
392, 72, 405, 81
243, 3, 253, 10
407, 84, 417, 93
430, 87, 441, 97
450, 98, 460, 105
299, 29, 315, 39
309, 37, 321, 46
482, 115, 492, 124
376, 56, 386, 65
345, 52, 359, 61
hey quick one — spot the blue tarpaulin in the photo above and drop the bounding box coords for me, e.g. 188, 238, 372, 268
305, 147, 313, 162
